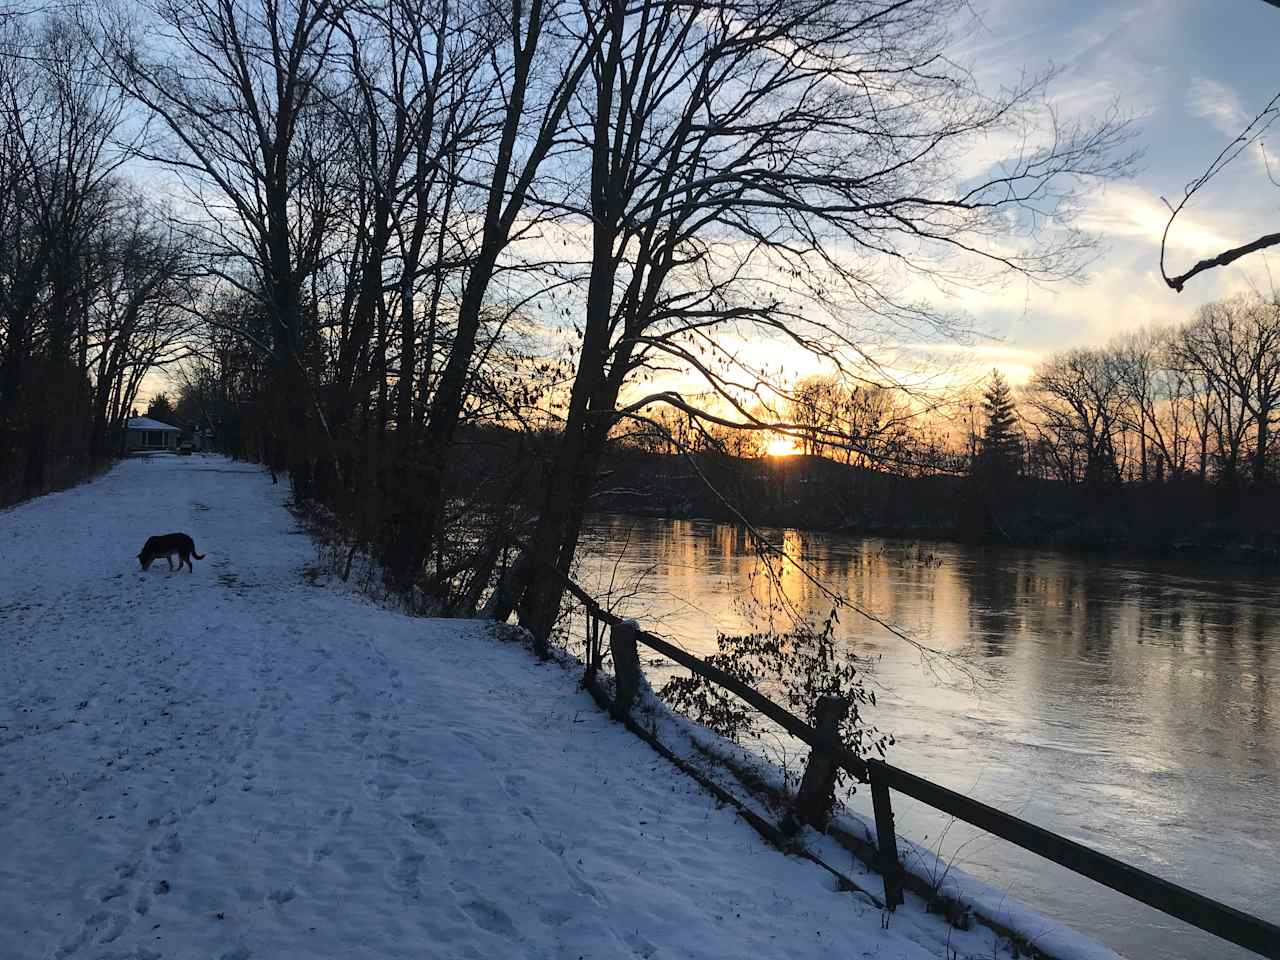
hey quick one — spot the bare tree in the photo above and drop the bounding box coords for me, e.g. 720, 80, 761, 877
85, 195, 196, 460
1026, 348, 1126, 488
790, 377, 848, 457
322, 0, 489, 437
1112, 328, 1197, 482
101, 0, 345, 491
511, 0, 1134, 644
1174, 292, 1280, 484
389, 0, 607, 589
0, 12, 167, 501
782, 376, 916, 468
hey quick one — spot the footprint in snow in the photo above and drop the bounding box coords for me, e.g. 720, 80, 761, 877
114, 860, 140, 880
322, 804, 352, 826
539, 905, 574, 927
364, 773, 399, 800
624, 930, 659, 959
388, 847, 425, 894
55, 910, 126, 958
403, 812, 449, 849
500, 774, 526, 800
150, 832, 182, 861
267, 886, 296, 905
454, 894, 518, 941
309, 843, 333, 864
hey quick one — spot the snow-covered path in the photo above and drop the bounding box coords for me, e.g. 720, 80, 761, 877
1, 455, 954, 960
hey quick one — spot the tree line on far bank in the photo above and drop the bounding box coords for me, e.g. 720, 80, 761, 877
603, 290, 1280, 555
1026, 292, 1280, 491
729, 291, 1280, 494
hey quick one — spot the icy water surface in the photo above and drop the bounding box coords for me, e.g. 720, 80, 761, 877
575, 515, 1280, 960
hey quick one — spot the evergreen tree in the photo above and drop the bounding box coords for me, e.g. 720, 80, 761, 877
977, 370, 1021, 477
146, 393, 177, 425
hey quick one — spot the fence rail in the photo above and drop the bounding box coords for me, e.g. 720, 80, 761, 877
554, 569, 1280, 959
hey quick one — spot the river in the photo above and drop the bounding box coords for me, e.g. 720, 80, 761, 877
573, 515, 1280, 960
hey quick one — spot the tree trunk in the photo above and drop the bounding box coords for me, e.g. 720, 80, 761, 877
1255, 414, 1270, 486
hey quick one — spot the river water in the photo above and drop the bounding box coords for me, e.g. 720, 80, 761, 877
574, 515, 1279, 960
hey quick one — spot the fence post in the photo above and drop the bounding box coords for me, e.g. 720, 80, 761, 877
610, 619, 641, 714
794, 695, 848, 829
868, 760, 905, 909
584, 611, 599, 683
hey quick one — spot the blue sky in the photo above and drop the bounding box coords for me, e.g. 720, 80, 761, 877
954, 0, 1280, 379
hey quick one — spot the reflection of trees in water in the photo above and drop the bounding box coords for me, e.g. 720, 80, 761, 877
582, 514, 1280, 755
1187, 595, 1279, 744
1130, 577, 1181, 646
1013, 558, 1280, 762
1242, 610, 1276, 742
1079, 571, 1115, 664
966, 550, 1022, 658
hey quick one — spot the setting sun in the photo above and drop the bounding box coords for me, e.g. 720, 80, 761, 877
765, 435, 801, 457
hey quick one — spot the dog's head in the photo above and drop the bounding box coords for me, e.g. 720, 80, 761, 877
138, 551, 152, 571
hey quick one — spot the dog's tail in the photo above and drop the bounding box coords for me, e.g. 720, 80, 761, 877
192, 548, 205, 560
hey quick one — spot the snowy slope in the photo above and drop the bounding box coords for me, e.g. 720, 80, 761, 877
2, 455, 1050, 959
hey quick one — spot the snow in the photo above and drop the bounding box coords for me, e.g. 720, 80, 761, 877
621, 710, 1127, 960
1, 455, 1101, 959
125, 417, 181, 432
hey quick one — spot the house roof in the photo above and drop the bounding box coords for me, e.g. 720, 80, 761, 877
126, 416, 181, 432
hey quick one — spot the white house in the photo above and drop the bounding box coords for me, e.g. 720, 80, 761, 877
125, 416, 181, 452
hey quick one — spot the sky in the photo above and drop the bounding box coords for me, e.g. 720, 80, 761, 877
139, 0, 1280, 409
615, 0, 1280, 411
600, 0, 1280, 399
947, 0, 1280, 383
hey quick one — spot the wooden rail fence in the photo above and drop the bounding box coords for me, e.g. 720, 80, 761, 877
557, 572, 1280, 960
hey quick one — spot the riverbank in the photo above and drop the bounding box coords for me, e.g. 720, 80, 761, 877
573, 512, 1280, 960
0, 454, 1108, 960
586, 448, 1280, 564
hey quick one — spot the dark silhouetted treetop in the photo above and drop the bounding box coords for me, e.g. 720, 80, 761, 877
979, 370, 1021, 470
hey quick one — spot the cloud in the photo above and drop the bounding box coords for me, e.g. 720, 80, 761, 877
1186, 76, 1250, 139
1075, 182, 1239, 261
1184, 75, 1280, 190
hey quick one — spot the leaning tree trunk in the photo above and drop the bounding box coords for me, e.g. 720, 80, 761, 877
517, 398, 613, 652
517, 306, 634, 649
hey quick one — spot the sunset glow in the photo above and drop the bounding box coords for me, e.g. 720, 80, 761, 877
765, 436, 801, 457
